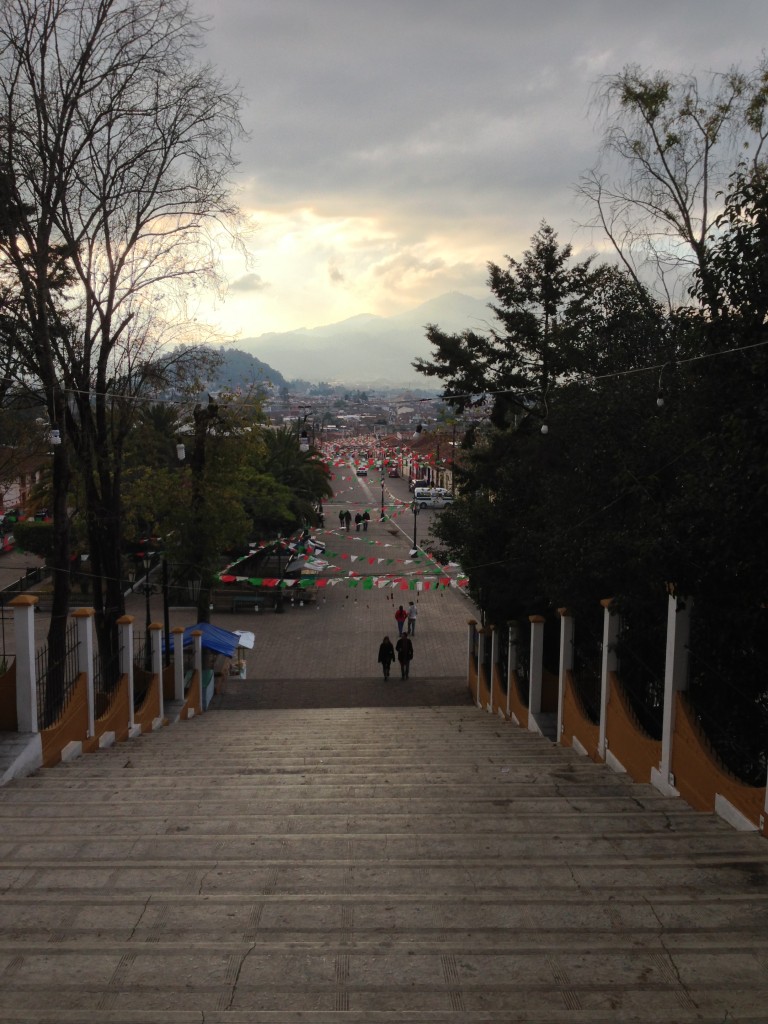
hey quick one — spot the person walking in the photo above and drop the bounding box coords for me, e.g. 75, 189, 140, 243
338, 509, 345, 530
343, 510, 352, 531
396, 634, 414, 679
362, 510, 370, 532
407, 601, 418, 635
354, 512, 362, 532
377, 636, 395, 680
394, 605, 408, 636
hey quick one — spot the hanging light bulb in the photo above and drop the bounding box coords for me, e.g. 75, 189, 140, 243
540, 423, 549, 435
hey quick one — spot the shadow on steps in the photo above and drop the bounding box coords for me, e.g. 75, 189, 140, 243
211, 676, 473, 710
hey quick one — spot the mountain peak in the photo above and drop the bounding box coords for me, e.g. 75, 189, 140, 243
234, 292, 491, 386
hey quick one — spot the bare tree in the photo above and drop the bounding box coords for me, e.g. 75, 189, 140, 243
578, 61, 768, 313
0, 0, 243, 673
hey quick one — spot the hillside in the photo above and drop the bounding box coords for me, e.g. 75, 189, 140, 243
233, 292, 491, 386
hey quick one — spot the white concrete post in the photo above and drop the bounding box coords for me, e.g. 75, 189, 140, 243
10, 595, 39, 733
598, 599, 620, 759
506, 621, 518, 718
149, 623, 164, 720
527, 615, 545, 729
557, 609, 574, 743
651, 592, 693, 796
476, 628, 486, 707
72, 608, 95, 739
466, 620, 477, 687
192, 630, 204, 710
117, 616, 136, 733
172, 627, 186, 702
487, 625, 498, 711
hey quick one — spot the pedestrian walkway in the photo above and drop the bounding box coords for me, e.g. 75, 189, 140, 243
199, 466, 477, 683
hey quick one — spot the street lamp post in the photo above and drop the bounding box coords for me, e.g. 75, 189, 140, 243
275, 538, 284, 613
162, 558, 171, 668
141, 554, 153, 670
409, 499, 420, 556
451, 421, 457, 495
142, 554, 152, 633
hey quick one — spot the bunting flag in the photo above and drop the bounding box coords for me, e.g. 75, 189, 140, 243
222, 574, 468, 590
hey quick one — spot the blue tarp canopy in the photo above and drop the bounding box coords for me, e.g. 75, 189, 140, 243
181, 622, 242, 657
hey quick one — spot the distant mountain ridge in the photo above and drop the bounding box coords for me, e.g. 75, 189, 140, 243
233, 292, 490, 386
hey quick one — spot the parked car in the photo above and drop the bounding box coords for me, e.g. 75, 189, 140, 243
416, 494, 454, 510
355, 466, 368, 477
409, 478, 430, 492
388, 467, 400, 478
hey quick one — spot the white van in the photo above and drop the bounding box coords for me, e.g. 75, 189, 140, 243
415, 493, 454, 510
413, 487, 452, 502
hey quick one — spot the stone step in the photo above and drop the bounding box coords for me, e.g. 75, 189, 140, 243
1, 700, 767, 1019
0, 1009, 763, 1024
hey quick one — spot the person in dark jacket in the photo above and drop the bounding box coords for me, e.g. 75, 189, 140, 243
396, 635, 414, 679
377, 636, 395, 680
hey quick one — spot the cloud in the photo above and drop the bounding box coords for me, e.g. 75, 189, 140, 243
228, 272, 269, 293
191, 0, 768, 338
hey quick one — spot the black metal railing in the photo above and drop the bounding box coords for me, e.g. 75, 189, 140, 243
496, 627, 509, 694
572, 610, 603, 726
133, 665, 153, 711
36, 621, 81, 729
93, 636, 125, 719
515, 627, 530, 707
482, 633, 493, 689
688, 603, 768, 786
613, 599, 665, 740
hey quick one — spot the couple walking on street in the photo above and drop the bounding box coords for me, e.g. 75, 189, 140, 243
395, 601, 418, 636
377, 634, 413, 680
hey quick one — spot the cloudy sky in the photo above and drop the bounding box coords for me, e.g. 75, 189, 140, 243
191, 0, 768, 338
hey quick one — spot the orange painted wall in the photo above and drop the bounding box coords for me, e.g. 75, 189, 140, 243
507, 672, 529, 728
605, 672, 661, 784
490, 663, 508, 717
672, 692, 766, 828
133, 673, 161, 732
181, 670, 201, 720
542, 668, 559, 714
41, 674, 89, 767
468, 656, 478, 702
92, 675, 131, 744
561, 670, 600, 762
477, 659, 492, 709
162, 664, 176, 701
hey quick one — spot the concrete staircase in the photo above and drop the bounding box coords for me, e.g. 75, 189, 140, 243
1, 685, 768, 1021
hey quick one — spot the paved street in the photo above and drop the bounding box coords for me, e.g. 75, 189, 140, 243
2, 462, 480, 685
191, 461, 478, 683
